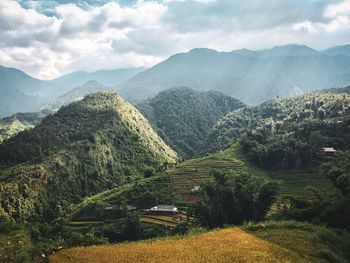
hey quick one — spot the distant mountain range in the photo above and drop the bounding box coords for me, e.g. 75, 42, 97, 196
49, 68, 145, 91
2, 44, 350, 118
0, 66, 143, 117
43, 80, 112, 111
118, 44, 350, 104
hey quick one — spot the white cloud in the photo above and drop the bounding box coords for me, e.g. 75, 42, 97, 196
0, 0, 349, 79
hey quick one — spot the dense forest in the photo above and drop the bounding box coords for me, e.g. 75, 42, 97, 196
208, 89, 350, 169
138, 87, 244, 158
0, 92, 177, 222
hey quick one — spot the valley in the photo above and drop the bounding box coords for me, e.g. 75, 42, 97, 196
3, 1, 350, 261
1, 86, 350, 262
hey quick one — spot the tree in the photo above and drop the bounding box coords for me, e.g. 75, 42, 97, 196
191, 170, 278, 228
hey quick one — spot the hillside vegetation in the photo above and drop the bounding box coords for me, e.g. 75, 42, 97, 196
138, 87, 244, 158
0, 111, 49, 143
208, 90, 350, 169
0, 92, 177, 222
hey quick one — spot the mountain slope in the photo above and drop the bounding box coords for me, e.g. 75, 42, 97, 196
207, 88, 350, 168
323, 44, 350, 56
50, 68, 144, 90
0, 65, 57, 97
137, 87, 244, 158
0, 110, 50, 143
0, 92, 177, 222
0, 65, 60, 116
118, 45, 350, 104
0, 88, 48, 117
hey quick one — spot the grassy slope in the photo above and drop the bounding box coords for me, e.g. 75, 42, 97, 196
244, 221, 350, 263
168, 143, 335, 201
50, 226, 307, 263
0, 111, 49, 143
0, 120, 33, 144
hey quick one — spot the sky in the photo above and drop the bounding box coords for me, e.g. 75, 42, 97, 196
0, 0, 350, 79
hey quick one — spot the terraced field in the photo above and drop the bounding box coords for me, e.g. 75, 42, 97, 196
168, 143, 337, 202
168, 158, 247, 199
168, 144, 267, 201
141, 210, 188, 228
270, 170, 337, 198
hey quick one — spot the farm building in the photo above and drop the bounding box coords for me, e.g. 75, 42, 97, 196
149, 205, 178, 215
322, 147, 336, 154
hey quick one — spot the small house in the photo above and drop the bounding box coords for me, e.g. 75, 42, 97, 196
149, 205, 178, 215
322, 147, 336, 154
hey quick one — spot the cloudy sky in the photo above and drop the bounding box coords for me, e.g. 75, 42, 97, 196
1, 0, 350, 79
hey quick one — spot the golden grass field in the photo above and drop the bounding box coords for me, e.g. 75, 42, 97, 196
50, 228, 308, 263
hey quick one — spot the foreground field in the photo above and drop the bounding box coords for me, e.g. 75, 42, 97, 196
50, 227, 306, 263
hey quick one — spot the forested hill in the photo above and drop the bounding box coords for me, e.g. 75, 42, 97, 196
0, 92, 177, 222
137, 87, 244, 158
0, 111, 50, 143
207, 88, 350, 168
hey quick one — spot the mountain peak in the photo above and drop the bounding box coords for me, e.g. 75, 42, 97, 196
188, 48, 218, 54
261, 44, 318, 56
0, 91, 177, 221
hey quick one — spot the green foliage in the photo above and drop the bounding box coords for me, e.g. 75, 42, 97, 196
209, 91, 350, 169
71, 173, 173, 221
322, 151, 350, 195
191, 169, 278, 228
0, 92, 177, 222
138, 87, 244, 158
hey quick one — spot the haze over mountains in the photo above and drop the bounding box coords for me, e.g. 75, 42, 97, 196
2, 44, 350, 118
118, 44, 350, 104
50, 68, 145, 91
0, 66, 144, 117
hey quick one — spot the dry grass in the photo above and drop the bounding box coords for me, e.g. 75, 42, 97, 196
50, 228, 308, 263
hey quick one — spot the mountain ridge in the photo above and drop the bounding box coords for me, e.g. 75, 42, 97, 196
0, 91, 177, 222
117, 44, 350, 104
137, 87, 244, 158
